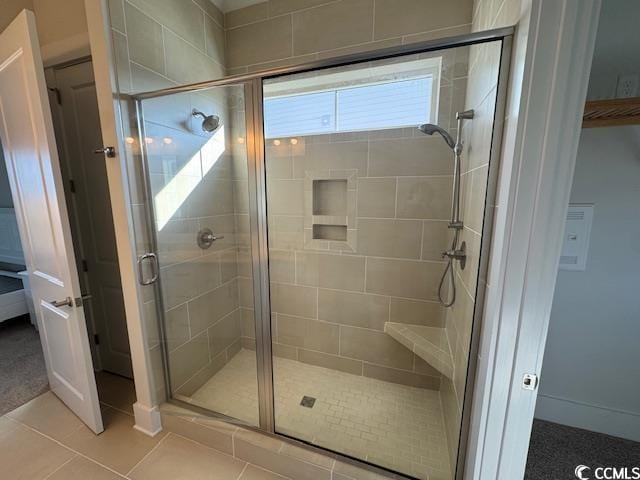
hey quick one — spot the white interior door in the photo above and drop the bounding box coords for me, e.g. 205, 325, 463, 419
0, 10, 103, 433
48, 61, 133, 378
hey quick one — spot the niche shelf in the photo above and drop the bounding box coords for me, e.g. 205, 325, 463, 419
384, 322, 454, 379
311, 179, 348, 241
583, 96, 640, 128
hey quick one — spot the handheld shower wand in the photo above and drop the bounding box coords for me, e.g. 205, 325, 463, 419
418, 109, 474, 306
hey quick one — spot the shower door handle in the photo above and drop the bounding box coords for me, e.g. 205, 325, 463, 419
137, 252, 159, 286
94, 146, 116, 158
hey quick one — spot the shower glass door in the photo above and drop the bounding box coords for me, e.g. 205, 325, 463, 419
263, 42, 502, 479
134, 32, 508, 480
138, 82, 263, 426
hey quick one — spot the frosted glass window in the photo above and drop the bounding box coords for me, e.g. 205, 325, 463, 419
264, 76, 434, 138
264, 91, 335, 138
337, 78, 432, 131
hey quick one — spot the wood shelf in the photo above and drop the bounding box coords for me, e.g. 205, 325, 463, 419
583, 96, 640, 128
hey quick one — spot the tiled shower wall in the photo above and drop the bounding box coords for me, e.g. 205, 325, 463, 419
224, 0, 473, 74
233, 46, 472, 390
107, 0, 230, 403
437, 0, 516, 469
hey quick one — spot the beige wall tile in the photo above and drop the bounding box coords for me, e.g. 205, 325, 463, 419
277, 314, 339, 354
368, 137, 453, 177
226, 15, 292, 68
356, 178, 396, 218
389, 297, 444, 327
317, 289, 389, 330
156, 218, 200, 266
269, 0, 330, 16
124, 3, 165, 74
189, 280, 239, 335
208, 309, 242, 357
296, 252, 365, 291
421, 219, 451, 261
339, 326, 413, 370
164, 29, 225, 84
298, 348, 363, 375
356, 219, 422, 259
363, 363, 440, 389
270, 282, 317, 318
292, 0, 374, 55
241, 307, 256, 338
111, 30, 131, 93
164, 303, 190, 351
268, 249, 295, 283
268, 215, 304, 250
272, 342, 297, 360
108, 0, 125, 32
267, 179, 304, 215
169, 332, 209, 387
293, 141, 368, 178
160, 255, 221, 309
396, 176, 452, 220
238, 276, 255, 308
373, 0, 473, 40
225, 2, 268, 28
129, 0, 205, 49
205, 15, 225, 65
315, 37, 402, 60
366, 257, 441, 300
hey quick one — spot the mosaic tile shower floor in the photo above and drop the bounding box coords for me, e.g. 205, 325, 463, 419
180, 349, 451, 479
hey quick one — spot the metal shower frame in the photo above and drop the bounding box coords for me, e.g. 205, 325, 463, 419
132, 26, 514, 480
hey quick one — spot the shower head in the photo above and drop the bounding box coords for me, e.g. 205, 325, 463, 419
418, 123, 455, 150
192, 109, 220, 133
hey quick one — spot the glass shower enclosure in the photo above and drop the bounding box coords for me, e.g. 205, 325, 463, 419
133, 30, 511, 480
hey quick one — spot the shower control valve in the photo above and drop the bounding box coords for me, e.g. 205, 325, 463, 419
442, 241, 467, 270
197, 228, 224, 249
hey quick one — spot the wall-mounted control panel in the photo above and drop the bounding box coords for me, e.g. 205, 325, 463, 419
558, 204, 594, 271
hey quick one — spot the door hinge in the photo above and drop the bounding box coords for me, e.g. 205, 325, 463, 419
522, 373, 539, 391
69, 179, 76, 193
94, 334, 100, 345
81, 259, 89, 272
48, 87, 61, 104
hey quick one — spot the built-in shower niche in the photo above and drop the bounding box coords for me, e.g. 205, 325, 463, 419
305, 173, 356, 250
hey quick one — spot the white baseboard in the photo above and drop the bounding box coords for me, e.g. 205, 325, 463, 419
535, 394, 640, 442
132, 402, 163, 437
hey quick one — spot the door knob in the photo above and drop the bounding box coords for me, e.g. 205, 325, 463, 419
94, 146, 116, 158
49, 297, 73, 308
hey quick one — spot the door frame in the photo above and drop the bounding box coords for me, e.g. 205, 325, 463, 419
463, 1, 602, 479
132, 28, 515, 479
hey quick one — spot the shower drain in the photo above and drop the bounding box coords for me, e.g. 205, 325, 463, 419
300, 396, 316, 408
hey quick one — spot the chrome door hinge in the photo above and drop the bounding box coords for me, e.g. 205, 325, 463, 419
522, 373, 539, 391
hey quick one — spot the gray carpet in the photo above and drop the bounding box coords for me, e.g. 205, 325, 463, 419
525, 419, 640, 479
0, 316, 49, 416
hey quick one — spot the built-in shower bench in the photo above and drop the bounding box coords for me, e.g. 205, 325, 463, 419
384, 323, 454, 379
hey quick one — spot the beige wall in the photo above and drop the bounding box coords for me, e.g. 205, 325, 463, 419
0, 0, 89, 65
225, 0, 473, 74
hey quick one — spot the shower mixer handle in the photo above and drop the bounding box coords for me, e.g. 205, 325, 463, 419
197, 228, 224, 249
442, 241, 467, 270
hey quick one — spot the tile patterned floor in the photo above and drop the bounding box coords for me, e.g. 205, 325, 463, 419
184, 349, 451, 480
0, 375, 293, 480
